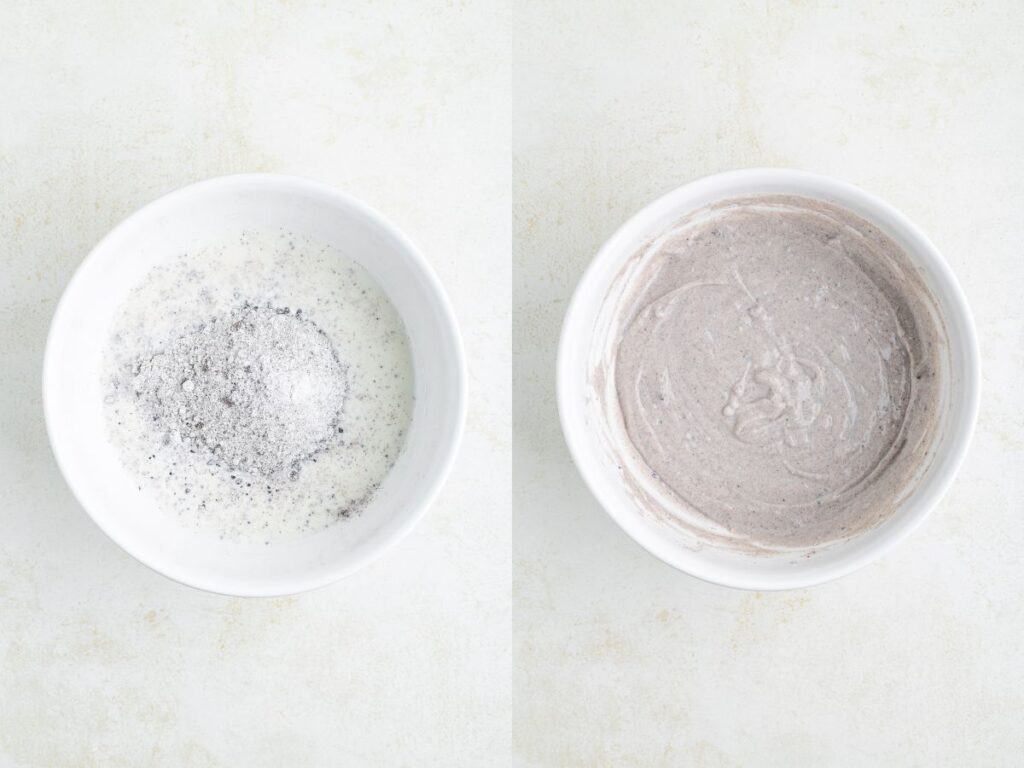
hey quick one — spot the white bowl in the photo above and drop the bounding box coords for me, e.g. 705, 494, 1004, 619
44, 174, 466, 596
557, 169, 979, 590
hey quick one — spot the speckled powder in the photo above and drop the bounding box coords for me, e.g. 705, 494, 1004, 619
104, 228, 414, 542
128, 302, 348, 480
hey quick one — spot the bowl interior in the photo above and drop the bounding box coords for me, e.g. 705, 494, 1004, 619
45, 175, 464, 595
559, 170, 978, 589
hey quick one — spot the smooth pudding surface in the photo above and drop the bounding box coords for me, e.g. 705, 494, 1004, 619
608, 195, 946, 550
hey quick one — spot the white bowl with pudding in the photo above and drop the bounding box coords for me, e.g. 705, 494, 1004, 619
558, 169, 979, 590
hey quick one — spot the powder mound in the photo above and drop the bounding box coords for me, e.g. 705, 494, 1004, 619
130, 303, 348, 479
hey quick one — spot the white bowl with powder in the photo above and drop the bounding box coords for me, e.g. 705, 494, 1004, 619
558, 169, 979, 590
44, 174, 466, 596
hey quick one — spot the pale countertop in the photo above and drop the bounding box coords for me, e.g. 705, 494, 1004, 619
1, 2, 1022, 766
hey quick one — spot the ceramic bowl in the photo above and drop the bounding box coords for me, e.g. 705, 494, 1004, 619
44, 173, 466, 596
557, 169, 979, 589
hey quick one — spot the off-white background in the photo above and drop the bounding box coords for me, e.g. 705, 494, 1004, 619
513, 1, 1023, 766
1, 1, 1022, 767
0, 2, 510, 766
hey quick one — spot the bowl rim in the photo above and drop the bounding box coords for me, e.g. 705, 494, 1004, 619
556, 167, 980, 590
42, 172, 467, 597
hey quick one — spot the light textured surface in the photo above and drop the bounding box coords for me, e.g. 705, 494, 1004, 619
513, 1, 1023, 766
2, 1, 1023, 766
0, 2, 510, 766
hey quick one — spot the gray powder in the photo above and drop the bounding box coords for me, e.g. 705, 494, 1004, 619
128, 302, 348, 480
